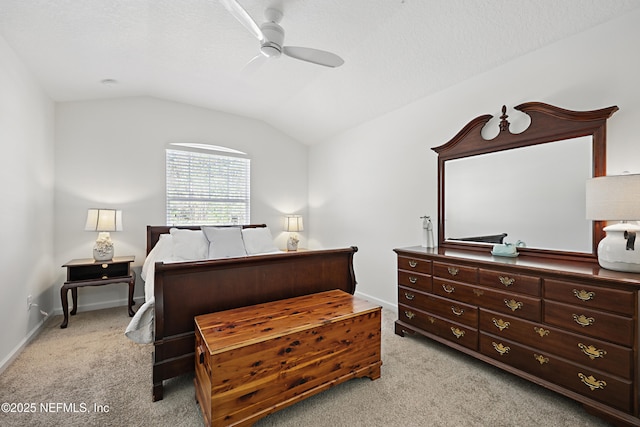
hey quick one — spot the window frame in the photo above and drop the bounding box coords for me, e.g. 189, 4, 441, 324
165, 144, 251, 226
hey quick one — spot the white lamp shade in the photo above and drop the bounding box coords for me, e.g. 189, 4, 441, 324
85, 209, 123, 232
284, 215, 304, 232
586, 174, 640, 220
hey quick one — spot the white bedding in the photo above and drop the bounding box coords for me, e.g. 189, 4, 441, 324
124, 238, 165, 344
125, 227, 282, 344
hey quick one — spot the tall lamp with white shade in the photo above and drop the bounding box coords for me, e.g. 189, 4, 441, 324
586, 174, 640, 272
284, 215, 303, 251
85, 208, 123, 261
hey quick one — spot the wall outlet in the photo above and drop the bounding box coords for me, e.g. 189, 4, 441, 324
27, 295, 32, 310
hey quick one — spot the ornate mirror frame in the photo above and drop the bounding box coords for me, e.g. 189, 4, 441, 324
432, 102, 618, 262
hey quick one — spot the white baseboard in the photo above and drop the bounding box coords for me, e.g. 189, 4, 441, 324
354, 290, 397, 313
50, 296, 146, 316
0, 313, 52, 375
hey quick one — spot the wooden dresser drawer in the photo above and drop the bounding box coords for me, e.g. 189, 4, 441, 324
544, 279, 635, 316
398, 285, 423, 307
479, 269, 540, 296
433, 261, 477, 283
398, 256, 432, 275
398, 304, 478, 351
544, 300, 633, 347
399, 286, 477, 327
479, 309, 632, 379
398, 270, 431, 293
479, 333, 632, 413
433, 278, 541, 322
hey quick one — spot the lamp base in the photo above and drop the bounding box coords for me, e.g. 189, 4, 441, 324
93, 232, 114, 261
93, 247, 114, 261
287, 236, 299, 251
597, 223, 640, 273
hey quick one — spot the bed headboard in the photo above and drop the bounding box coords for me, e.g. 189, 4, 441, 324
146, 224, 267, 255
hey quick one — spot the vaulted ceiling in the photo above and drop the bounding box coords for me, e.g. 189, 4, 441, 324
1, 0, 639, 144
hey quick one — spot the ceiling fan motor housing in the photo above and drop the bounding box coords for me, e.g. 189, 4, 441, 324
260, 22, 284, 57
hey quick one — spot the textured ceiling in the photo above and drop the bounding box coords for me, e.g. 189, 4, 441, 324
1, 0, 639, 144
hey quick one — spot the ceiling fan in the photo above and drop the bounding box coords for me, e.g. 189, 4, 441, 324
219, 0, 344, 68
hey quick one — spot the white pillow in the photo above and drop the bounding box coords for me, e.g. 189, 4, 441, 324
201, 226, 247, 258
141, 234, 174, 281
241, 227, 279, 254
169, 228, 208, 261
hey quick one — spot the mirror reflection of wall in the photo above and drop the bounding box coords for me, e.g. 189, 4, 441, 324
444, 136, 592, 253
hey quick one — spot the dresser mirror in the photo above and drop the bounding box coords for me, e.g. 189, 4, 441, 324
432, 102, 618, 261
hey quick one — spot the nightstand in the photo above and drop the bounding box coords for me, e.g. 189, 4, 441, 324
60, 256, 136, 328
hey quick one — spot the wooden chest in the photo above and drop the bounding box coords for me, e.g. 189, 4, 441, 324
194, 290, 382, 427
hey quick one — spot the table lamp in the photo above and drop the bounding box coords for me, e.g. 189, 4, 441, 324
85, 208, 123, 261
284, 215, 303, 251
586, 174, 640, 272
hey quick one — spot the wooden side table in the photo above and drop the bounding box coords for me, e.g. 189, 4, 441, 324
60, 256, 136, 328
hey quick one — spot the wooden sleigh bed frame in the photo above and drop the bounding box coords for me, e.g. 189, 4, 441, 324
146, 225, 359, 401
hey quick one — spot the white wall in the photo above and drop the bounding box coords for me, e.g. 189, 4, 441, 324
309, 9, 640, 309
0, 36, 55, 369
4, 6, 639, 367
54, 97, 308, 312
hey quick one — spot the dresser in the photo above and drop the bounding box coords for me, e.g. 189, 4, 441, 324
395, 246, 640, 426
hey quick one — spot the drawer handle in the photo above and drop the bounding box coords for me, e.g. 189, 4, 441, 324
409, 276, 418, 284
573, 314, 595, 327
534, 327, 549, 337
442, 284, 455, 293
404, 310, 415, 320
451, 306, 464, 316
447, 267, 459, 276
578, 373, 607, 391
504, 299, 523, 311
408, 260, 418, 268
499, 276, 515, 287
492, 318, 510, 331
573, 289, 595, 302
450, 327, 465, 339
534, 354, 549, 365
101, 263, 108, 269
101, 275, 109, 279
578, 343, 607, 360
404, 292, 415, 300
492, 342, 510, 355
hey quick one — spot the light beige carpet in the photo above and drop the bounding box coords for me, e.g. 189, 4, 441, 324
0, 306, 611, 426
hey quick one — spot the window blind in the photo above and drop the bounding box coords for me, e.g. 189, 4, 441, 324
166, 148, 250, 225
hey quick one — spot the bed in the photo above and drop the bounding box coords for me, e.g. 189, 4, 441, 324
128, 225, 359, 401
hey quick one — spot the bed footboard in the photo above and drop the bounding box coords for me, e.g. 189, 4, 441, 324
151, 246, 358, 401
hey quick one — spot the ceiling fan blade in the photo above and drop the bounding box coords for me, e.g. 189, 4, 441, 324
282, 46, 344, 68
219, 0, 264, 42
241, 53, 268, 74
